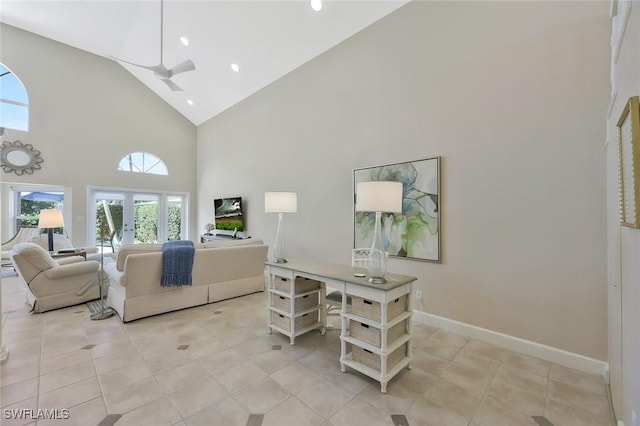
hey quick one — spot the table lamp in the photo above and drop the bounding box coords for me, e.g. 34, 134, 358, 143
356, 181, 403, 283
38, 209, 64, 252
265, 192, 297, 263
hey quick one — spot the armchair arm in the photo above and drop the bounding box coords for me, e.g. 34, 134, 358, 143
43, 261, 99, 280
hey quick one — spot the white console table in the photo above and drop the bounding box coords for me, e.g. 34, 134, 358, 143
265, 260, 416, 393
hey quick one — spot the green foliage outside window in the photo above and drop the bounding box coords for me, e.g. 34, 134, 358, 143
95, 202, 123, 249
95, 201, 182, 246
167, 203, 182, 241
19, 199, 60, 231
134, 203, 158, 244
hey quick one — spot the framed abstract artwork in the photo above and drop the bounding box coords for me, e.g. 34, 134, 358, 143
354, 157, 441, 263
617, 96, 640, 228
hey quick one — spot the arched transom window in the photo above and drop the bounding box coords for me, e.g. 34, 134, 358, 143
118, 152, 168, 175
0, 63, 29, 132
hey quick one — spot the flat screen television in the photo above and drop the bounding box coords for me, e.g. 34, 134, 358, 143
214, 197, 244, 232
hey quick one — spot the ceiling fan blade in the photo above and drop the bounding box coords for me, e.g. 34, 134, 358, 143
167, 60, 195, 78
109, 56, 166, 74
158, 77, 183, 91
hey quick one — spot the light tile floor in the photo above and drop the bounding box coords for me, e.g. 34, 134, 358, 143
0, 274, 615, 426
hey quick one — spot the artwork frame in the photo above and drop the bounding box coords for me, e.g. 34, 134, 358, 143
617, 96, 640, 228
354, 157, 441, 263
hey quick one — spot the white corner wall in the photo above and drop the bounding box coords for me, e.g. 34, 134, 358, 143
0, 24, 197, 245
198, 2, 609, 360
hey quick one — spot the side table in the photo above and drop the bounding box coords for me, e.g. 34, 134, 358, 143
51, 250, 87, 260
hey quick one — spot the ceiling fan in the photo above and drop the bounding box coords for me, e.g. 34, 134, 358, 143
111, 0, 195, 91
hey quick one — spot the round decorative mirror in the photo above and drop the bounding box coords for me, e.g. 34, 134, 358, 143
1, 140, 44, 176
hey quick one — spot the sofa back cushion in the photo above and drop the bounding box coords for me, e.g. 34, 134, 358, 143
116, 244, 163, 271
116, 242, 208, 271
192, 244, 268, 285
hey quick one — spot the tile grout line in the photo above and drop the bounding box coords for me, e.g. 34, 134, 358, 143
468, 344, 506, 424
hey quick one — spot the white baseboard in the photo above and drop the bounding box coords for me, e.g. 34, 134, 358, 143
413, 310, 608, 377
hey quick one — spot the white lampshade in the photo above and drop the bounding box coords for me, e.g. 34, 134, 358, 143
356, 181, 402, 213
38, 209, 64, 229
265, 192, 298, 213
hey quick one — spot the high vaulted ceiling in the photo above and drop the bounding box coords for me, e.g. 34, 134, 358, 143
0, 0, 407, 125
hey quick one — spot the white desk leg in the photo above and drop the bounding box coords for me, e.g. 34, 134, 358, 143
320, 282, 326, 335
267, 272, 273, 334
290, 277, 295, 345
340, 282, 347, 373
407, 283, 412, 370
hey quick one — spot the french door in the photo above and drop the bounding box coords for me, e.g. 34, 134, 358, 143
90, 189, 187, 251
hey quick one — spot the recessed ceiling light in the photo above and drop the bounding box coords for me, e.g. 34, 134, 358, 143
231, 63, 240, 72
186, 99, 194, 106
180, 36, 189, 46
311, 0, 322, 12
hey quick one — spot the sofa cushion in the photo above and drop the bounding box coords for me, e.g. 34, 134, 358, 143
104, 260, 126, 287
115, 241, 224, 271
116, 244, 163, 271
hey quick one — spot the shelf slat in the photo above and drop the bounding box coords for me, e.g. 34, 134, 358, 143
340, 352, 412, 381
342, 310, 411, 329
341, 333, 411, 355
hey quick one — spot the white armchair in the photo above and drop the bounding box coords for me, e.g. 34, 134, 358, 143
10, 242, 101, 313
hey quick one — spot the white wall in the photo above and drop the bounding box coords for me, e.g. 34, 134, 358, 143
0, 24, 197, 245
606, 2, 640, 424
198, 1, 610, 360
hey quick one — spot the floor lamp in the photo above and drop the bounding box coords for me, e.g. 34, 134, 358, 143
91, 222, 114, 320
265, 192, 297, 263
38, 209, 64, 252
355, 181, 403, 284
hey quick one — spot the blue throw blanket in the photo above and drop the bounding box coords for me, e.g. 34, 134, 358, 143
161, 240, 195, 287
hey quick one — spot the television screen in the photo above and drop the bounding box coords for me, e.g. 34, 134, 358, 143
214, 197, 244, 232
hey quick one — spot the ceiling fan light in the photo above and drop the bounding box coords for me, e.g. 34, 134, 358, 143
231, 63, 240, 72
180, 36, 190, 46
311, 0, 322, 12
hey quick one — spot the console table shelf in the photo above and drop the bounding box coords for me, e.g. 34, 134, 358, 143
266, 272, 325, 345
342, 310, 412, 329
340, 352, 412, 387
341, 333, 412, 355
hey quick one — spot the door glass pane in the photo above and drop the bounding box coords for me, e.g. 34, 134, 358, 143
134, 194, 159, 244
167, 196, 183, 241
95, 194, 124, 253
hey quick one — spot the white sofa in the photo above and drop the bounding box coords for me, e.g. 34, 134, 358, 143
104, 239, 268, 322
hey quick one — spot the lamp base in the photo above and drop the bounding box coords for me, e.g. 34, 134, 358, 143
367, 276, 387, 284
274, 258, 288, 264
91, 307, 115, 320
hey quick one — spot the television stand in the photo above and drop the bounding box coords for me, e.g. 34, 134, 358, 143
201, 233, 250, 243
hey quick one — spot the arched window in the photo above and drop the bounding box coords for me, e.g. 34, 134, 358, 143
118, 152, 168, 175
0, 63, 29, 132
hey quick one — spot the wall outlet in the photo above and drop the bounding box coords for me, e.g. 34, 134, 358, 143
632, 410, 637, 426
415, 291, 422, 301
